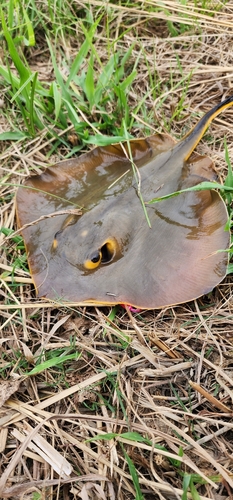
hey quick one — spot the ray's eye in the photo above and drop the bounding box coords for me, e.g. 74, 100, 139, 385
84, 239, 117, 270
84, 250, 102, 269
91, 251, 101, 263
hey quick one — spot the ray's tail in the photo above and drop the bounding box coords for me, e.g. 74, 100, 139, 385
178, 95, 233, 160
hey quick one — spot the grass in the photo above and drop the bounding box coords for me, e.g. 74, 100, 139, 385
0, 1, 141, 144
1, 1, 233, 499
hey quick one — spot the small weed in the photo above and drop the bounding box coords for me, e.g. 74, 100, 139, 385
204, 345, 214, 358
101, 372, 128, 419
170, 384, 188, 412
0, 227, 25, 248
182, 474, 201, 500
0, 227, 28, 283
32, 493, 42, 500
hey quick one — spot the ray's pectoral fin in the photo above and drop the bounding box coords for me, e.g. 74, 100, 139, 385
121, 132, 176, 166
144, 133, 176, 155
180, 153, 217, 189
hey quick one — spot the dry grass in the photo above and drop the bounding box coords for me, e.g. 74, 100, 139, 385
1, 1, 233, 499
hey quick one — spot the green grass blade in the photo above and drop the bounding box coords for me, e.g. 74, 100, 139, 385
227, 263, 233, 273
116, 43, 136, 81
98, 53, 117, 88
87, 431, 151, 444
84, 52, 95, 109
224, 137, 233, 206
122, 447, 144, 500
123, 121, 151, 228
8, 0, 14, 28
49, 81, 62, 121
190, 479, 201, 500
66, 38, 92, 86
148, 181, 233, 205
83, 134, 129, 146
0, 131, 27, 140
21, 4, 35, 46
120, 431, 151, 443
120, 69, 137, 92
0, 64, 19, 87
29, 72, 38, 135
86, 432, 117, 442
1, 9, 30, 82
10, 72, 36, 103
47, 38, 82, 126
26, 353, 80, 376
46, 36, 68, 92
62, 98, 81, 125
224, 138, 233, 187
46, 37, 73, 105
182, 474, 192, 500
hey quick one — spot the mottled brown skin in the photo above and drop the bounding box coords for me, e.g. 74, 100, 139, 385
16, 97, 233, 308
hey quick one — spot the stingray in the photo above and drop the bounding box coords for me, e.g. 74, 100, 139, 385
16, 96, 233, 309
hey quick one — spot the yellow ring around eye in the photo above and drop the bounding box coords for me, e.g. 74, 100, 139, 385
84, 260, 99, 270
84, 251, 102, 270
